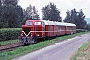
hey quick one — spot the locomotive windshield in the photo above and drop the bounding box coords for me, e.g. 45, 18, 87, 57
35, 22, 41, 25
26, 21, 32, 25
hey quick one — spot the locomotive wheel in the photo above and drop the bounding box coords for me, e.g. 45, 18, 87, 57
70, 32, 73, 35
48, 36, 50, 40
34, 38, 38, 43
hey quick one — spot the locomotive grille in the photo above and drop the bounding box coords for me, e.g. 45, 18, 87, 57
23, 27, 31, 36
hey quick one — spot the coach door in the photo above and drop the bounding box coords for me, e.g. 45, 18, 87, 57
42, 21, 45, 37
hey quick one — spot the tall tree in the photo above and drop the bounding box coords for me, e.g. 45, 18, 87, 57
23, 4, 40, 20
0, 0, 2, 28
42, 2, 62, 22
77, 9, 86, 29
0, 0, 1, 5
0, 0, 23, 28
32, 6, 40, 19
64, 8, 86, 29
64, 10, 71, 23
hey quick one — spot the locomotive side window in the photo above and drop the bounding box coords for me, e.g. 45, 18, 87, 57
26, 21, 32, 25
35, 22, 41, 25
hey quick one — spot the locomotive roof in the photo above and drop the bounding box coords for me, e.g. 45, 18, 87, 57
41, 20, 76, 26
25, 20, 76, 26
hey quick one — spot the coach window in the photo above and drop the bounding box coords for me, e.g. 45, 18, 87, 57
58, 26, 60, 30
48, 26, 50, 31
35, 22, 41, 25
26, 21, 32, 25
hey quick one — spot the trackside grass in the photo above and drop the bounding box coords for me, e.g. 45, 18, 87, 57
70, 41, 90, 60
0, 32, 89, 60
0, 40, 18, 46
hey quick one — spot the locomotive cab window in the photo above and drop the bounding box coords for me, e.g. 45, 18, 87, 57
35, 22, 41, 25
26, 21, 32, 25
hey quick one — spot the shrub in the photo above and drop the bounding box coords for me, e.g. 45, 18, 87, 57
0, 28, 21, 41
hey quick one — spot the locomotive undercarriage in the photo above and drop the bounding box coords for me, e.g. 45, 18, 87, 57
19, 36, 46, 45
18, 36, 35, 45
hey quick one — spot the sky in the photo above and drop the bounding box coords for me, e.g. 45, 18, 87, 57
18, 0, 90, 19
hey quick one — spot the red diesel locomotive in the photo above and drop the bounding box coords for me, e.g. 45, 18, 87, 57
19, 20, 76, 44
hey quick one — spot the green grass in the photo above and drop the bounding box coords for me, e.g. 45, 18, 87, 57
70, 41, 90, 60
0, 40, 18, 46
0, 32, 89, 60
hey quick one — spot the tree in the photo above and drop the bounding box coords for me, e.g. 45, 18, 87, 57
0, 0, 1, 5
77, 9, 87, 29
64, 8, 87, 29
22, 4, 40, 25
0, 0, 23, 28
14, 6, 23, 27
64, 10, 71, 23
0, 0, 2, 28
32, 6, 40, 19
42, 2, 62, 22
23, 4, 40, 20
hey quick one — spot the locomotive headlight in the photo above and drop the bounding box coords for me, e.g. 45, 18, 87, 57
31, 35, 33, 36
36, 34, 40, 36
31, 33, 33, 36
22, 31, 24, 32
20, 33, 23, 36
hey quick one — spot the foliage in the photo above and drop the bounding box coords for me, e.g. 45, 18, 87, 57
42, 2, 62, 22
0, 28, 21, 41
0, 0, 23, 28
64, 9, 87, 29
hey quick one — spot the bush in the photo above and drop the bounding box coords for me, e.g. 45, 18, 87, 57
0, 28, 21, 41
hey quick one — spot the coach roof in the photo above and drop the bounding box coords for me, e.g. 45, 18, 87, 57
41, 20, 76, 26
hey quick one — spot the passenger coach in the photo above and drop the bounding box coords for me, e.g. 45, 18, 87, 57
19, 20, 76, 44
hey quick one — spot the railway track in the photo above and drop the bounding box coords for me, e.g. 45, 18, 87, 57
0, 43, 22, 53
